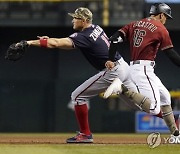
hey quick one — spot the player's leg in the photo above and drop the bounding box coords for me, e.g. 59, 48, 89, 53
67, 59, 133, 143
67, 70, 114, 143
104, 66, 179, 136
104, 78, 179, 136
124, 79, 161, 114
153, 110, 179, 129
157, 76, 179, 135
120, 68, 179, 128
104, 65, 160, 114
67, 72, 104, 143
104, 81, 158, 114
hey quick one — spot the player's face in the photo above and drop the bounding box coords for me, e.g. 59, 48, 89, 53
72, 17, 84, 31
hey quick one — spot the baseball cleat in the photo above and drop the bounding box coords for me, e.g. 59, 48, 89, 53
172, 130, 179, 136
66, 132, 93, 143
170, 133, 180, 140
103, 78, 123, 99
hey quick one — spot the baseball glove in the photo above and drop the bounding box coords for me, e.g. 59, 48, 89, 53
5, 40, 29, 61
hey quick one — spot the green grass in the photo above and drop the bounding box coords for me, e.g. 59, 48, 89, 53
0, 144, 180, 154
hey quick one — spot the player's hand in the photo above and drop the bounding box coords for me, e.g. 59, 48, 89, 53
105, 60, 115, 70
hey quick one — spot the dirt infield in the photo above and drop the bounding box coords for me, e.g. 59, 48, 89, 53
0, 133, 147, 144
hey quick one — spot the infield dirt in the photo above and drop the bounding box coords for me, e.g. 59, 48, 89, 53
0, 133, 149, 144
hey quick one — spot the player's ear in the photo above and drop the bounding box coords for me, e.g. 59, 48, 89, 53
160, 13, 164, 19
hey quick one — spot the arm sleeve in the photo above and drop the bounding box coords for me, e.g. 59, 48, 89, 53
69, 33, 90, 49
164, 48, 180, 67
109, 42, 118, 61
109, 31, 125, 61
109, 31, 125, 42
160, 28, 173, 50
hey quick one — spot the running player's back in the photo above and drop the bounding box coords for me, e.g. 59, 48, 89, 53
120, 18, 173, 61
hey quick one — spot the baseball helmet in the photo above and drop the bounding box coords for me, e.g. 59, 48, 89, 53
149, 3, 172, 19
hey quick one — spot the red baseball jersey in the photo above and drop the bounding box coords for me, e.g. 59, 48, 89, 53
119, 17, 173, 61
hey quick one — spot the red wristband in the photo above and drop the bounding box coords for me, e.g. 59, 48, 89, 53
40, 38, 48, 48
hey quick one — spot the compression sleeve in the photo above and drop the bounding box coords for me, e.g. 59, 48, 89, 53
109, 31, 124, 42
109, 42, 119, 61
164, 48, 180, 67
109, 31, 125, 61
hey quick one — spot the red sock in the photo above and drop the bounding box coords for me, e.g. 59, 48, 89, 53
155, 111, 163, 118
74, 104, 91, 135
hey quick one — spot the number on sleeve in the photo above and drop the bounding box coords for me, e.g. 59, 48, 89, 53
101, 34, 110, 48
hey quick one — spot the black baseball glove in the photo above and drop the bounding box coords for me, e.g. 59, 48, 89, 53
5, 40, 29, 61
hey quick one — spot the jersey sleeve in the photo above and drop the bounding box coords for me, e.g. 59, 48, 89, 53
119, 25, 129, 39
159, 28, 173, 51
68, 32, 90, 49
119, 22, 133, 40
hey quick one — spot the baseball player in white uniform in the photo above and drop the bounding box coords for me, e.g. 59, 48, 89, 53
104, 3, 180, 136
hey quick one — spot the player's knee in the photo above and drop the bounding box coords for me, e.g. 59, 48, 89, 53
71, 100, 87, 105
71, 93, 88, 105
71, 92, 75, 102
150, 106, 161, 115
71, 91, 89, 105
71, 91, 79, 103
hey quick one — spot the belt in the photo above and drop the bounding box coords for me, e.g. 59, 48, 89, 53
131, 60, 155, 67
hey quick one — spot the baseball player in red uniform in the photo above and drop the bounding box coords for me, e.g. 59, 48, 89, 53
104, 3, 180, 136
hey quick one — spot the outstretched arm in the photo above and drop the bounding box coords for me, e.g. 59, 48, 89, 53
5, 36, 74, 61
164, 48, 180, 67
27, 36, 74, 50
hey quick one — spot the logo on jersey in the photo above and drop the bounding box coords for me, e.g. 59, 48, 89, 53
70, 33, 78, 38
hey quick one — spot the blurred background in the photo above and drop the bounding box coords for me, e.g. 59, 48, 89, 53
0, 0, 179, 133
